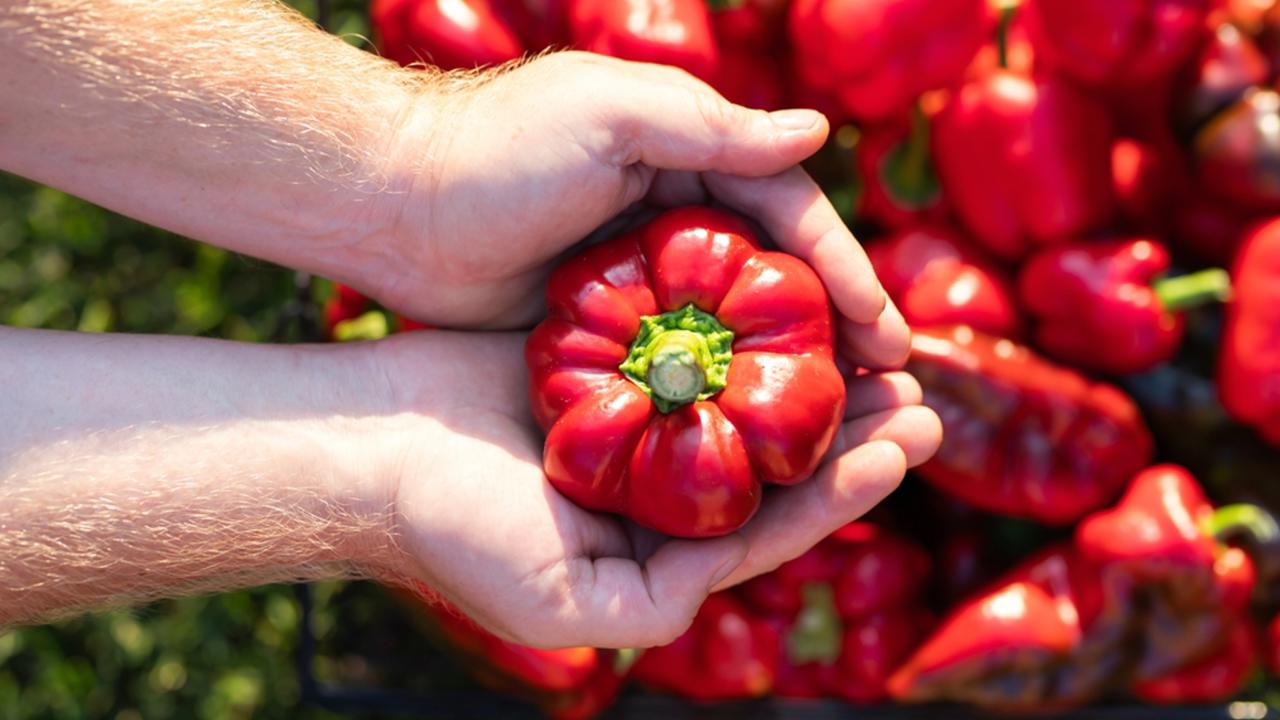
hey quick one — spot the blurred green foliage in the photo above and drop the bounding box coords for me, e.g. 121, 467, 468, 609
0, 2, 452, 718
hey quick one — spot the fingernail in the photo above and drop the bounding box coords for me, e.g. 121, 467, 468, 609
769, 108, 822, 132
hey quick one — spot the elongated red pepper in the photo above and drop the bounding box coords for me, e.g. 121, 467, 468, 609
907, 325, 1153, 525
787, 0, 994, 122
866, 225, 1020, 338
741, 523, 932, 703
1018, 239, 1230, 374
1076, 465, 1262, 679
631, 592, 778, 700
370, 0, 526, 69
854, 108, 948, 230
1132, 617, 1259, 703
889, 545, 1130, 710
526, 207, 844, 537
568, 0, 719, 81
1024, 0, 1212, 87
933, 70, 1114, 260
1220, 219, 1280, 445
394, 582, 629, 720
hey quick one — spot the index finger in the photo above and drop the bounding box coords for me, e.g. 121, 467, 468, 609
704, 167, 887, 325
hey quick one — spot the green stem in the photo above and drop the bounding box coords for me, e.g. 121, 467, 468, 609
1203, 504, 1280, 546
882, 103, 939, 207
613, 648, 641, 674
619, 304, 734, 413
996, 0, 1018, 69
1153, 268, 1232, 313
786, 583, 842, 666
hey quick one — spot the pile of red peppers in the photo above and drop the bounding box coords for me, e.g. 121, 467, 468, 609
326, 0, 1280, 714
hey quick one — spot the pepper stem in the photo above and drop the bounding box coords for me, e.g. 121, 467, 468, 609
1204, 503, 1280, 546
1153, 268, 1232, 312
619, 304, 734, 413
881, 103, 939, 208
995, 0, 1019, 69
613, 647, 640, 674
333, 310, 390, 342
786, 583, 842, 666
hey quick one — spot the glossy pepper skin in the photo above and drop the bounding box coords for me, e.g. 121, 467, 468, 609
394, 583, 627, 720
787, 0, 994, 122
1219, 219, 1280, 444
866, 225, 1020, 338
741, 523, 932, 703
1076, 465, 1259, 680
526, 207, 845, 537
1024, 0, 1211, 87
889, 545, 1128, 710
370, 0, 526, 69
568, 0, 719, 81
908, 325, 1154, 525
933, 70, 1114, 260
631, 592, 778, 701
1018, 239, 1230, 375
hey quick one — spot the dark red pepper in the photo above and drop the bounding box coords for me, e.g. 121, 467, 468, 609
370, 0, 526, 69
932, 70, 1115, 260
865, 225, 1020, 338
1018, 239, 1230, 374
1024, 0, 1212, 87
708, 0, 787, 50
1267, 613, 1280, 676
1132, 617, 1259, 703
1219, 218, 1280, 445
714, 50, 784, 111
853, 108, 948, 231
907, 325, 1154, 525
741, 523, 932, 703
787, 0, 994, 121
568, 0, 719, 81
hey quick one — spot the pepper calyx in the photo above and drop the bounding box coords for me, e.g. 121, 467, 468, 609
785, 583, 843, 666
620, 304, 734, 413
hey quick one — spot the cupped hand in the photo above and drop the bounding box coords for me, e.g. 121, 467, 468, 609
366, 51, 909, 370
368, 330, 939, 649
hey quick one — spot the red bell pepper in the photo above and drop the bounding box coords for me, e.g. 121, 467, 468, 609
907, 325, 1154, 525
526, 206, 845, 537
714, 51, 783, 111
787, 0, 994, 122
1219, 218, 1280, 444
1023, 0, 1212, 87
1194, 87, 1280, 211
1017, 239, 1230, 374
631, 592, 779, 700
932, 70, 1115, 260
1267, 613, 1280, 676
709, 0, 787, 50
888, 544, 1129, 710
1113, 139, 1175, 234
568, 0, 719, 82
1177, 21, 1269, 135
394, 582, 629, 720
854, 108, 948, 230
1076, 465, 1263, 679
370, 0, 526, 69
865, 224, 1020, 338
1132, 616, 1259, 703
741, 523, 932, 703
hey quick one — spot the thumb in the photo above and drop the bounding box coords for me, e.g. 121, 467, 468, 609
597, 73, 828, 176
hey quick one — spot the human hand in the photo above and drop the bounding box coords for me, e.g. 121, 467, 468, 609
364, 330, 939, 649
360, 52, 908, 371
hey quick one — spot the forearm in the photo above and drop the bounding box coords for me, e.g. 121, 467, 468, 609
0, 327, 407, 627
0, 0, 438, 286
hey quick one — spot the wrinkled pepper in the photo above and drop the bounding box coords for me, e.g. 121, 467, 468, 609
569, 0, 719, 81
370, 0, 526, 69
1024, 0, 1211, 87
787, 0, 994, 121
1132, 616, 1259, 703
741, 523, 932, 703
889, 544, 1129, 710
907, 325, 1154, 525
1018, 239, 1230, 374
631, 592, 779, 700
394, 582, 629, 720
1219, 218, 1280, 445
866, 224, 1020, 338
526, 206, 845, 537
933, 70, 1114, 260
1076, 464, 1262, 680
854, 107, 948, 230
